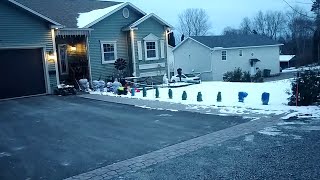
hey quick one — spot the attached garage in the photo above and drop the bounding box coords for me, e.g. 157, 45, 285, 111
0, 48, 47, 99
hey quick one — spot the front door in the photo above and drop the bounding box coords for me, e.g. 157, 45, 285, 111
58, 44, 68, 75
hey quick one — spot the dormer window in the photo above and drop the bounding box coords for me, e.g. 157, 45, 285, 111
143, 33, 159, 60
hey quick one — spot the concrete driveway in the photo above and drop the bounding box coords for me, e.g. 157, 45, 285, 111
0, 96, 248, 180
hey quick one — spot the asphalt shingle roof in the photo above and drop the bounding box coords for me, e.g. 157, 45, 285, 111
13, 0, 120, 28
190, 34, 280, 49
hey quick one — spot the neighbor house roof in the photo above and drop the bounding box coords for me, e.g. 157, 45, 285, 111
188, 34, 281, 49
280, 55, 295, 62
11, 0, 120, 28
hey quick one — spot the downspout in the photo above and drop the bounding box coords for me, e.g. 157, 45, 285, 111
50, 29, 60, 86
130, 29, 137, 76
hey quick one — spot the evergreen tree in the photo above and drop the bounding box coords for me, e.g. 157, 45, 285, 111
168, 32, 176, 47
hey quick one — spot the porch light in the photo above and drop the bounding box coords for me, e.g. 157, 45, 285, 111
47, 51, 56, 62
70, 45, 77, 51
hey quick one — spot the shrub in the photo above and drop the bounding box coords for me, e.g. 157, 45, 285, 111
252, 70, 264, 83
288, 69, 320, 106
223, 68, 252, 82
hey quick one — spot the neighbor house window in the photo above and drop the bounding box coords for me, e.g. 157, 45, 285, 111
239, 50, 243, 57
144, 41, 159, 60
100, 41, 117, 64
222, 50, 227, 61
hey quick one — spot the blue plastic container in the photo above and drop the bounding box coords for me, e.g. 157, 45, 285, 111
238, 92, 248, 103
131, 88, 135, 96
261, 92, 270, 105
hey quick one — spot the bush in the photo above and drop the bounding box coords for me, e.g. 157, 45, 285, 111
217, 92, 222, 102
223, 68, 252, 82
252, 70, 264, 83
288, 69, 320, 106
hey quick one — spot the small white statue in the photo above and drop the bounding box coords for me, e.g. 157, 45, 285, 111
163, 73, 169, 85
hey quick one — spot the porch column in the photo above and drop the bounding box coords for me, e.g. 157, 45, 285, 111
51, 28, 60, 86
130, 29, 137, 76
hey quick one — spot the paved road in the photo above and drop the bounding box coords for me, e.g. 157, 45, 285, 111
264, 72, 295, 82
119, 118, 320, 180
0, 96, 248, 180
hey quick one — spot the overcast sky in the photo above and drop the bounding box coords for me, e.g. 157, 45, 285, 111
116, 0, 312, 35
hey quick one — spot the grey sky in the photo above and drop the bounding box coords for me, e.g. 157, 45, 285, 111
117, 0, 311, 35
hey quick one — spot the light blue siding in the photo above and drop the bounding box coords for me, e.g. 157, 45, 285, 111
134, 18, 168, 77
0, 2, 57, 89
88, 6, 144, 81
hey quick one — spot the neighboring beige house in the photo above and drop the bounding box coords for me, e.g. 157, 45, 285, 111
173, 34, 283, 81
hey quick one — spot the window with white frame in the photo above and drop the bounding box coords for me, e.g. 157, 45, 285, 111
222, 50, 227, 61
144, 41, 159, 60
239, 50, 243, 57
100, 41, 117, 64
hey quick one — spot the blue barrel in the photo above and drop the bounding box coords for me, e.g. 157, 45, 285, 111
238, 92, 248, 102
131, 88, 135, 96
261, 92, 270, 105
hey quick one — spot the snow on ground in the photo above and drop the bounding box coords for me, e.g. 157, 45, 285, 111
90, 79, 320, 119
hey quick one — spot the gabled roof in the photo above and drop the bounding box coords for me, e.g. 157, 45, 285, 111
79, 2, 146, 28
127, 13, 173, 30
190, 34, 282, 49
12, 0, 120, 28
7, 0, 61, 26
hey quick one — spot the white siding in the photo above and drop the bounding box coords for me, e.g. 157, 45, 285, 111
137, 41, 143, 60
173, 39, 212, 81
212, 46, 280, 81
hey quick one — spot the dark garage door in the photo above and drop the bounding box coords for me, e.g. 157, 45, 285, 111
0, 48, 46, 99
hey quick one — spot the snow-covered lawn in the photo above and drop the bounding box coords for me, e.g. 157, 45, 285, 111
90, 79, 320, 119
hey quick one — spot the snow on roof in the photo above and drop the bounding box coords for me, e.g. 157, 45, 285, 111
77, 3, 125, 28
280, 55, 295, 62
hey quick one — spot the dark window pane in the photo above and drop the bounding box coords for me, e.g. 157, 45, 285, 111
147, 50, 156, 58
104, 52, 115, 61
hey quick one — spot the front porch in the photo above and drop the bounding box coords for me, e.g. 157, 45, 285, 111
55, 29, 91, 88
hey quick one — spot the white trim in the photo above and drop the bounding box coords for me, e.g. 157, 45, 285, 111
139, 63, 165, 70
83, 2, 147, 28
100, 41, 118, 64
165, 29, 170, 78
144, 41, 159, 61
130, 30, 137, 76
173, 37, 212, 52
42, 47, 51, 94
137, 41, 143, 61
129, 13, 174, 29
8, 0, 61, 26
139, 71, 165, 78
160, 40, 165, 59
86, 36, 93, 86
51, 29, 60, 86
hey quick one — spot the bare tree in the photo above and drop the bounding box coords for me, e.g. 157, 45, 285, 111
253, 11, 266, 35
222, 26, 241, 35
178, 8, 212, 36
239, 17, 252, 35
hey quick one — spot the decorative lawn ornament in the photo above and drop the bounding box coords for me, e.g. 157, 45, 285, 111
143, 86, 147, 97
168, 89, 173, 99
197, 92, 203, 102
261, 92, 270, 105
182, 91, 187, 100
217, 92, 222, 102
155, 87, 160, 98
